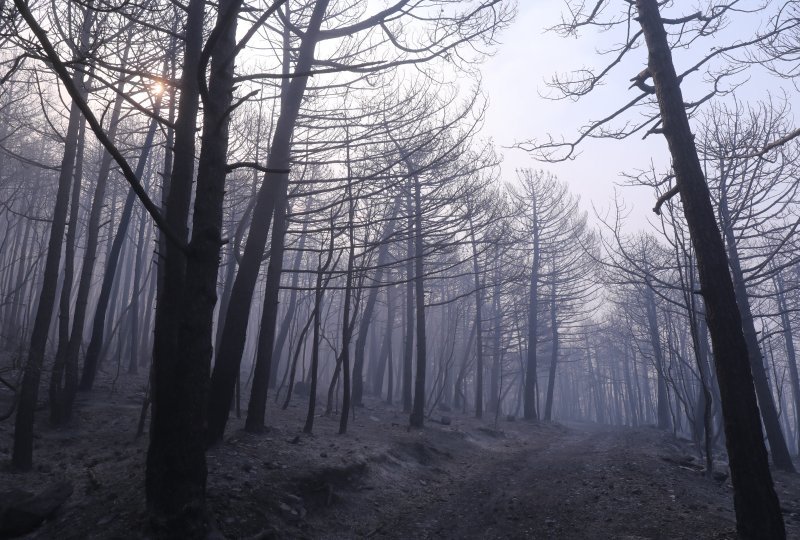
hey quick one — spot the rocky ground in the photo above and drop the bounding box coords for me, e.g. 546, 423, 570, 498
1, 371, 800, 539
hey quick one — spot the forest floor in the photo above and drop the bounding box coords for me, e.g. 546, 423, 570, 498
2, 370, 800, 539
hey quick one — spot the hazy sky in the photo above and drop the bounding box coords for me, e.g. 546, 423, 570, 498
479, 1, 791, 233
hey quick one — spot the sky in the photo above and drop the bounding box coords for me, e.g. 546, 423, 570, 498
478, 1, 792, 234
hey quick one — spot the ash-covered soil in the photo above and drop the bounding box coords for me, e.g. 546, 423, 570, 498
1, 372, 799, 539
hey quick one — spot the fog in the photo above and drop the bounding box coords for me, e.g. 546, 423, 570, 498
0, 1, 799, 538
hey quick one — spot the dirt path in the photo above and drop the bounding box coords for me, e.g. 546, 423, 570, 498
382, 425, 736, 539
311, 422, 765, 540
3, 386, 800, 539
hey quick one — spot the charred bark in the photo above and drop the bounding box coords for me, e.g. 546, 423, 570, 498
636, 1, 785, 536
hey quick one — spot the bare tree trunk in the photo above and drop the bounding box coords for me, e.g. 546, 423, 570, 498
488, 265, 501, 413
270, 216, 308, 389
144, 0, 207, 533
128, 204, 150, 374
49, 112, 86, 425
79, 106, 163, 391
241, 195, 289, 434
644, 284, 671, 430
453, 321, 476, 410
524, 195, 540, 420
13, 106, 78, 467
303, 260, 326, 434
776, 272, 800, 455
544, 266, 559, 422
409, 172, 427, 428
403, 193, 414, 413
139, 257, 157, 366
13, 8, 93, 467
4, 203, 34, 343
382, 285, 396, 403
685, 263, 714, 474
636, 1, 785, 536
63, 40, 147, 416
468, 217, 484, 419
585, 343, 605, 424
621, 343, 639, 427
284, 298, 316, 411
338, 183, 356, 434
208, 0, 329, 441
718, 200, 794, 471
353, 197, 400, 405
301, 227, 335, 432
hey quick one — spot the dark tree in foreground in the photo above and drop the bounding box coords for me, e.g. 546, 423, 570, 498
637, 4, 783, 535
520, 1, 789, 537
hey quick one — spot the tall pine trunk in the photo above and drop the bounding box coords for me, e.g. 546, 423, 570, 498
409, 170, 427, 428
636, 2, 785, 536
523, 195, 540, 420
80, 106, 163, 391
543, 263, 559, 422
718, 196, 794, 471
352, 196, 400, 405
49, 112, 86, 425
13, 7, 94, 468
468, 216, 484, 418
207, 0, 330, 441
144, 0, 205, 532
776, 272, 800, 454
644, 283, 671, 430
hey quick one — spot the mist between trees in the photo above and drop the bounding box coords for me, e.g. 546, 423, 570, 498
1, 0, 800, 538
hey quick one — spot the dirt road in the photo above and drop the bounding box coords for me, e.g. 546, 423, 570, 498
308, 421, 795, 539
4, 387, 799, 540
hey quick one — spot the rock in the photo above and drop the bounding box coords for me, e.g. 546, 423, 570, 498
278, 502, 302, 521
284, 494, 303, 506
0, 481, 73, 537
440, 416, 452, 426
711, 466, 729, 482
506, 415, 516, 422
